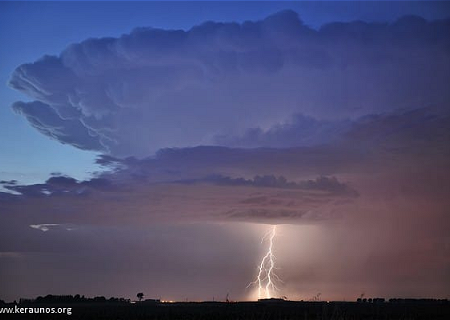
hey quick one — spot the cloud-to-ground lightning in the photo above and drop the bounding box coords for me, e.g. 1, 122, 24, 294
248, 225, 282, 299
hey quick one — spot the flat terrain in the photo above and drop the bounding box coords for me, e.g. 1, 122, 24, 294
3, 300, 450, 320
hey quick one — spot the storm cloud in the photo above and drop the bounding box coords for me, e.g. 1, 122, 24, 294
2, 6, 450, 303
9, 11, 450, 157
1, 104, 449, 226
1, 104, 450, 300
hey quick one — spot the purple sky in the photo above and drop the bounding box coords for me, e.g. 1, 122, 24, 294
1, 2, 450, 302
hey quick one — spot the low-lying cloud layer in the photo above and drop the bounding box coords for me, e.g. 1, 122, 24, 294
0, 170, 357, 225
9, 11, 450, 157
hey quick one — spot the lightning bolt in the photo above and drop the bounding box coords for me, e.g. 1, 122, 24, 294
248, 225, 281, 299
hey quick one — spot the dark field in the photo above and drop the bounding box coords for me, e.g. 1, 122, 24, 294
3, 300, 450, 320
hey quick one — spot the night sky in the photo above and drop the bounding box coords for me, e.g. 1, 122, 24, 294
1, 1, 450, 302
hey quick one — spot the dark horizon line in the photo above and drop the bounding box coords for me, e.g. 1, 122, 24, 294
2, 294, 449, 305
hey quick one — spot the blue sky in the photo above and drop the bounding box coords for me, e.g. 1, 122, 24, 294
1, 1, 449, 185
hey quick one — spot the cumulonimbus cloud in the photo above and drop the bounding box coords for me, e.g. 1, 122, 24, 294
2, 105, 449, 226
8, 11, 450, 157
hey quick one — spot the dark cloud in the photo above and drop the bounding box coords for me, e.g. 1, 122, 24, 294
343, 105, 450, 153
215, 114, 352, 148
2, 174, 119, 198
8, 11, 450, 157
181, 174, 358, 196
215, 105, 450, 151
46, 176, 78, 187
0, 180, 17, 185
0, 170, 355, 224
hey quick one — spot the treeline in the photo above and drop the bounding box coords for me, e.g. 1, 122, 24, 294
388, 298, 448, 304
357, 297, 448, 304
1, 295, 448, 306
17, 294, 130, 304
356, 298, 386, 303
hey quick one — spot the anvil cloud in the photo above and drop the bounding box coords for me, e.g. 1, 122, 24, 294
9, 11, 450, 156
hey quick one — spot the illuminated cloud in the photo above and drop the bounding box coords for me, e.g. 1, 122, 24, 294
9, 11, 450, 157
29, 224, 60, 232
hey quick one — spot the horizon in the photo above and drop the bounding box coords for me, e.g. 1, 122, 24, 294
4, 293, 449, 304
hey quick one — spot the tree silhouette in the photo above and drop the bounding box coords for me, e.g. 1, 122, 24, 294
137, 292, 144, 302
